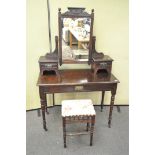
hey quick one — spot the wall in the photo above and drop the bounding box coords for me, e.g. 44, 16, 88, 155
27, 0, 128, 110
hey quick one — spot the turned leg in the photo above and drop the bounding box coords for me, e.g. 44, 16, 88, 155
101, 91, 105, 112
90, 116, 95, 146
39, 87, 48, 131
41, 101, 48, 131
45, 95, 49, 115
62, 117, 67, 148
108, 94, 115, 128
86, 116, 90, 131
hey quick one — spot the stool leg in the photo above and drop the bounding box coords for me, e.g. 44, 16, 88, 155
86, 116, 90, 131
90, 116, 95, 146
45, 95, 49, 114
62, 117, 67, 148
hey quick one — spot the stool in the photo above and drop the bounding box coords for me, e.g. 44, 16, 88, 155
61, 99, 96, 148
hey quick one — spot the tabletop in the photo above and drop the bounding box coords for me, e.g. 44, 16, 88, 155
37, 69, 119, 86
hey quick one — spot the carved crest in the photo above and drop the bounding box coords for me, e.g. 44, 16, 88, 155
60, 7, 92, 17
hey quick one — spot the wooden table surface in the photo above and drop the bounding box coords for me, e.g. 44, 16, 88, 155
37, 69, 119, 86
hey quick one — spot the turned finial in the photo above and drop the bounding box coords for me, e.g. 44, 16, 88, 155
91, 9, 94, 13
58, 8, 61, 12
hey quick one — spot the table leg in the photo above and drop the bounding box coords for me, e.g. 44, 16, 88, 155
86, 122, 89, 131
53, 93, 55, 106
108, 93, 115, 128
41, 103, 48, 131
101, 91, 105, 112
45, 95, 49, 115
90, 116, 95, 146
39, 87, 48, 131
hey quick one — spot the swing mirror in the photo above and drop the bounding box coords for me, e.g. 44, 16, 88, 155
58, 7, 94, 65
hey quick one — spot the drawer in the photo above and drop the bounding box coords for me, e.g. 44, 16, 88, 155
46, 84, 113, 93
99, 62, 112, 69
40, 63, 58, 69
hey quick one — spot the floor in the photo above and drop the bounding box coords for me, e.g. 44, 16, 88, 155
26, 106, 129, 155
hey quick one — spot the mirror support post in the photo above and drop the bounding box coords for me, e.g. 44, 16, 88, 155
58, 8, 62, 65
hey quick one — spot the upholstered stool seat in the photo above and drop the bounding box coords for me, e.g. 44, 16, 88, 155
61, 99, 96, 148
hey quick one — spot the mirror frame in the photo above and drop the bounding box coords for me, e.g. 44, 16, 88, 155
58, 7, 94, 65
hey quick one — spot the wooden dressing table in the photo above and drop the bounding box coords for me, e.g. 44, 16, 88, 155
37, 69, 119, 131
37, 7, 120, 131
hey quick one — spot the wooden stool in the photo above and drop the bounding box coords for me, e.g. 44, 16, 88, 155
61, 99, 96, 148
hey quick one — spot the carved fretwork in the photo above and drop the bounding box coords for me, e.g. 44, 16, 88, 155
61, 7, 91, 17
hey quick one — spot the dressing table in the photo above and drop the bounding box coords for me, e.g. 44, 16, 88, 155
37, 7, 120, 131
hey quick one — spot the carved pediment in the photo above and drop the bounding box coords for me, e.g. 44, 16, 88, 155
61, 7, 91, 17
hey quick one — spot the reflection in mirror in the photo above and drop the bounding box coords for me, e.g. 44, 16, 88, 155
62, 17, 91, 62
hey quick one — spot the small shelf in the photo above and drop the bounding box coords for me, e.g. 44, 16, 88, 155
43, 70, 56, 76
96, 69, 108, 77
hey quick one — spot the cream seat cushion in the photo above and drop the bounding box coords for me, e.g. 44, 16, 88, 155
61, 99, 96, 117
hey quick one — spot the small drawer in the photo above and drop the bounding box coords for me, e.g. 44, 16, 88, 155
99, 62, 108, 68
41, 63, 58, 69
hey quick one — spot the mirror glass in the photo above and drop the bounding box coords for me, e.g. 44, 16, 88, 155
61, 17, 91, 62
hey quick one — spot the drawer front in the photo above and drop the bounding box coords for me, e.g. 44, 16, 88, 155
40, 63, 58, 69
99, 62, 111, 69
46, 84, 113, 93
